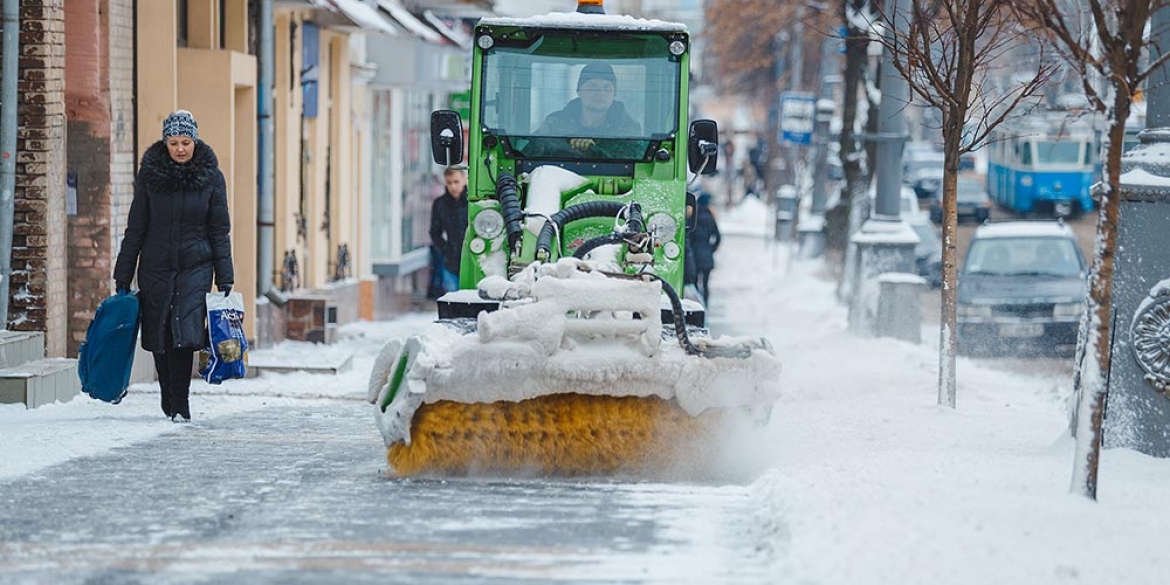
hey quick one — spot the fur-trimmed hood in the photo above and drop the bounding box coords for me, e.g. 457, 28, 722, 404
137, 140, 221, 193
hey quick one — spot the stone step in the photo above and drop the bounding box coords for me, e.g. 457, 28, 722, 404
0, 358, 81, 409
246, 346, 354, 376
0, 331, 45, 369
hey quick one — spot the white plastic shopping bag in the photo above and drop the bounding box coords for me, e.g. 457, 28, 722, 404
200, 291, 248, 384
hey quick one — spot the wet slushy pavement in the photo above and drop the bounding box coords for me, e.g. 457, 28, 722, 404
0, 402, 778, 584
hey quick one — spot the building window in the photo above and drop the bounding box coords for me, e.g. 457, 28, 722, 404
177, 0, 189, 47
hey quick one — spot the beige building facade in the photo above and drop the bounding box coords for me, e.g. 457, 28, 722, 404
1, 0, 477, 361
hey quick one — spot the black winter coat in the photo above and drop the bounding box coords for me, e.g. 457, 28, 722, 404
691, 205, 721, 272
114, 141, 234, 352
535, 99, 644, 159
536, 98, 642, 137
429, 189, 468, 275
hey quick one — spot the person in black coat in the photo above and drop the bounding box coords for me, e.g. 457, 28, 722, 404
429, 166, 469, 292
113, 110, 234, 422
533, 63, 644, 159
691, 193, 721, 304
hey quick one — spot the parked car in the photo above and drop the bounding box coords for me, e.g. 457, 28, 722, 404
957, 220, 1087, 355
909, 218, 942, 288
903, 149, 945, 200
929, 177, 992, 225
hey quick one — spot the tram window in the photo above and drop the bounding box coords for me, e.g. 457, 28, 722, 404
1020, 142, 1032, 166
1036, 141, 1080, 164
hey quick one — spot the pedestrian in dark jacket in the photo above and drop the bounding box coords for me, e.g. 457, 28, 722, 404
682, 199, 703, 304
429, 167, 469, 292
691, 193, 721, 304
113, 110, 234, 422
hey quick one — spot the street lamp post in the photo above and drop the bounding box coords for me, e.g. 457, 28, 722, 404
1100, 3, 1170, 457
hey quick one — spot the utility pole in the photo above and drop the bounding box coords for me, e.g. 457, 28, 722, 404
871, 0, 906, 220
845, 0, 921, 337
258, 0, 278, 308
0, 0, 20, 329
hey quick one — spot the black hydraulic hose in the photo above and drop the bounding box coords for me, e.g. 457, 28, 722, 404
642, 273, 701, 356
495, 172, 525, 252
624, 202, 645, 234
536, 200, 628, 260
572, 233, 625, 259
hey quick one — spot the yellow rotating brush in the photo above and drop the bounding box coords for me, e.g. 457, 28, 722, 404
387, 393, 723, 477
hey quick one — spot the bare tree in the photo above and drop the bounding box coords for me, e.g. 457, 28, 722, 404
1018, 0, 1170, 500
826, 0, 882, 257
876, 0, 1053, 408
703, 0, 792, 97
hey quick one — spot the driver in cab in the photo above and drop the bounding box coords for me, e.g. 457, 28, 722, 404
535, 63, 643, 158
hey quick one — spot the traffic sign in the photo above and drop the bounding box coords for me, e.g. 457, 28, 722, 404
779, 93, 816, 146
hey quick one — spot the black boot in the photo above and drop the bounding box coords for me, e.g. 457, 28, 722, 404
154, 352, 175, 418
159, 383, 175, 418
171, 349, 195, 422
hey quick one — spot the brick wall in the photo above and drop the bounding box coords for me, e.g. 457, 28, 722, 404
108, 0, 134, 274
63, 0, 135, 357
5, 0, 68, 357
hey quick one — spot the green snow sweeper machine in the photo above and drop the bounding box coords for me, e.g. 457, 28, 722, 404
368, 0, 781, 477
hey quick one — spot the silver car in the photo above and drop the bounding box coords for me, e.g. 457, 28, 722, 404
957, 221, 1087, 355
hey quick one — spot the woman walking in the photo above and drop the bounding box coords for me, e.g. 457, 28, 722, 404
113, 110, 234, 422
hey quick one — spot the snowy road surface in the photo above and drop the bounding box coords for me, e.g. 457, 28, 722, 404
5, 199, 1170, 584
0, 402, 777, 584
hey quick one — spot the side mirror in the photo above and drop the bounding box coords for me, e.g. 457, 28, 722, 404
430, 109, 464, 166
688, 119, 719, 175
685, 191, 698, 231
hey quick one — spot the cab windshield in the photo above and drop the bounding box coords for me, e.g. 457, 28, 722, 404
480, 35, 681, 161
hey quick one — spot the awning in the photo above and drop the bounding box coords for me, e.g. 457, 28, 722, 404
378, 0, 444, 44
311, 0, 400, 36
422, 9, 473, 49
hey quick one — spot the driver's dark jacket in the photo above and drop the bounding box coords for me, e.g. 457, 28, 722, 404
535, 99, 644, 158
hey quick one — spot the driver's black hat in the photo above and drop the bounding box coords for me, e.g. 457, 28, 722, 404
577, 63, 617, 90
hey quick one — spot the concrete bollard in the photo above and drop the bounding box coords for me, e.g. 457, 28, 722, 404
876, 273, 926, 344
798, 213, 826, 259
847, 218, 919, 336
774, 185, 798, 242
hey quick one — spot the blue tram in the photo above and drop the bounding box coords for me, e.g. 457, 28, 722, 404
986, 119, 1098, 217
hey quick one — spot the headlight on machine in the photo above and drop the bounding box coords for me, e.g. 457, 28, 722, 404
1053, 302, 1083, 318
958, 304, 993, 318
646, 213, 679, 242
473, 209, 505, 240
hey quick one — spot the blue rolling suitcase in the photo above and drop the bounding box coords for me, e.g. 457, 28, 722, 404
78, 291, 141, 404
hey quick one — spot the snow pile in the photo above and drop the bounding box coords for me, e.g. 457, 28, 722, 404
522, 165, 593, 236
718, 195, 771, 238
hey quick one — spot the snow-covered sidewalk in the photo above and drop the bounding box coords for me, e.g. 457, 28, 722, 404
715, 197, 1170, 584
2, 196, 1168, 583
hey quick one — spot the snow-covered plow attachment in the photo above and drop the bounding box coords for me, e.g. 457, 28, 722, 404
367, 261, 781, 477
